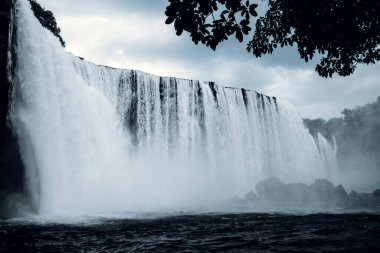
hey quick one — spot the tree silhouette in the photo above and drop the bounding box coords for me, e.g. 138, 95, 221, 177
165, 0, 380, 77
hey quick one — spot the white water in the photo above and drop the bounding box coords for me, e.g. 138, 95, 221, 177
9, 0, 338, 216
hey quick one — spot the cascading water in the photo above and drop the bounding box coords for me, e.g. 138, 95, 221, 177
9, 0, 338, 215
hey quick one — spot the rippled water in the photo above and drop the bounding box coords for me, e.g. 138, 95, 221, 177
1, 213, 380, 252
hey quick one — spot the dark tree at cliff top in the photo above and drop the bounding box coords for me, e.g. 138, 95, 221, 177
165, 0, 380, 77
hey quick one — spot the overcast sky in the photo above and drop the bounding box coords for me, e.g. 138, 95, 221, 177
37, 0, 380, 119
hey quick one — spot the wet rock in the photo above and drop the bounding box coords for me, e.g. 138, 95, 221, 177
334, 185, 348, 199
333, 185, 348, 206
373, 189, 380, 197
255, 177, 286, 202
0, 0, 28, 219
244, 191, 261, 203
29, 0, 65, 47
310, 179, 335, 201
240, 191, 262, 209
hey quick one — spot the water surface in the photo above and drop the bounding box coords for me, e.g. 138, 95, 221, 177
1, 212, 379, 252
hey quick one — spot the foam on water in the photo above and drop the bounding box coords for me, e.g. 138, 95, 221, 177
9, 0, 339, 216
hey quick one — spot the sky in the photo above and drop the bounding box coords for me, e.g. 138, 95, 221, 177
37, 0, 380, 119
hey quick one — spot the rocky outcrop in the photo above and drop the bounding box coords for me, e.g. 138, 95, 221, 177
253, 177, 352, 208
29, 0, 65, 47
334, 185, 348, 199
0, 0, 27, 219
0, 0, 66, 218
255, 177, 286, 202
349, 190, 359, 198
231, 177, 380, 211
310, 179, 335, 202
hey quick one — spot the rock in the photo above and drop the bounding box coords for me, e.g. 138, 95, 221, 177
29, 0, 65, 47
0, 0, 28, 219
334, 185, 348, 199
333, 185, 348, 206
310, 179, 335, 201
244, 191, 261, 203
349, 190, 359, 198
255, 177, 286, 202
242, 191, 261, 208
373, 189, 380, 197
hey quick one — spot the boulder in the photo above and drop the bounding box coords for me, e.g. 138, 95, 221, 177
244, 191, 261, 203
373, 189, 380, 197
29, 0, 65, 47
255, 177, 286, 202
310, 179, 335, 201
333, 185, 348, 206
334, 185, 348, 199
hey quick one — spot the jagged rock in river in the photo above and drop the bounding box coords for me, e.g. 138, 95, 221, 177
255, 177, 287, 203
254, 177, 351, 208
334, 185, 348, 199
244, 191, 261, 204
28, 0, 65, 47
310, 179, 335, 202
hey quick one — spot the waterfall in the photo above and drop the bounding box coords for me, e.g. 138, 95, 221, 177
8, 0, 338, 215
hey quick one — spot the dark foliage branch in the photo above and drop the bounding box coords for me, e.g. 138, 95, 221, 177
165, 0, 258, 50
166, 0, 380, 77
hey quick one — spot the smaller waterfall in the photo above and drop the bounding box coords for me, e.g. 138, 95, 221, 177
9, 0, 339, 215
10, 0, 134, 215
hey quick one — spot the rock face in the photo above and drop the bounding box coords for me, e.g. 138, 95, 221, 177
29, 0, 65, 47
0, 0, 28, 219
0, 0, 65, 219
373, 189, 380, 197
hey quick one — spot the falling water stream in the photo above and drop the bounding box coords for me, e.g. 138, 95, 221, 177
8, 0, 338, 216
